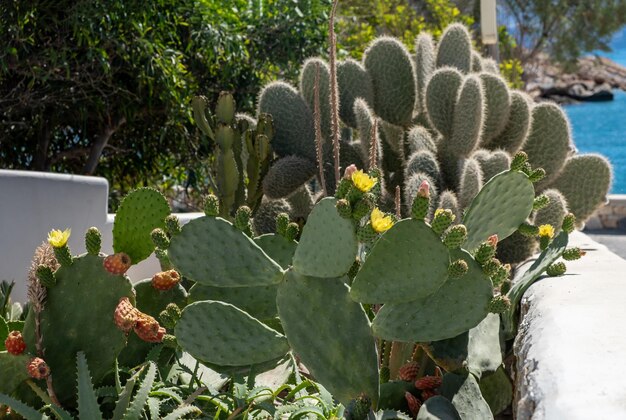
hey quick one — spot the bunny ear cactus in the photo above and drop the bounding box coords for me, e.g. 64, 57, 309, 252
435, 23, 472, 74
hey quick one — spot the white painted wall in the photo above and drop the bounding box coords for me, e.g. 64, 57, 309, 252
0, 170, 202, 303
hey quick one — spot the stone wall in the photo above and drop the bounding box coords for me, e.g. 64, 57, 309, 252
585, 194, 626, 230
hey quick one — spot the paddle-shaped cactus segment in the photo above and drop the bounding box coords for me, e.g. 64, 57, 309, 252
372, 249, 492, 342
0, 353, 30, 394
253, 234, 298, 269
422, 332, 469, 373
440, 373, 494, 419
503, 232, 568, 339
113, 188, 170, 263
22, 254, 134, 403
175, 301, 289, 366
350, 219, 449, 303
466, 314, 503, 379
168, 216, 283, 287
188, 284, 278, 320
463, 171, 535, 252
479, 367, 514, 416
292, 198, 358, 278
416, 396, 462, 420
276, 270, 379, 407
118, 279, 187, 367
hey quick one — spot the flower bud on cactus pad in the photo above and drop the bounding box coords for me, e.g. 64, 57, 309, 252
114, 297, 139, 333
104, 252, 132, 275
164, 215, 182, 236
547, 262, 567, 277
488, 295, 511, 314
36, 265, 56, 288
346, 394, 372, 420
518, 223, 539, 237
492, 264, 511, 287
85, 227, 102, 255
511, 151, 528, 172
528, 168, 546, 183
336, 199, 352, 219
204, 194, 220, 216
442, 224, 468, 249
475, 241, 497, 265
53, 245, 73, 267
352, 196, 374, 220
275, 212, 290, 236
563, 248, 586, 261
398, 361, 420, 382
165, 303, 182, 321
4, 331, 26, 355
482, 258, 502, 277
285, 222, 299, 241
162, 334, 178, 349
335, 178, 352, 199
159, 310, 176, 329
134, 313, 165, 343
344, 164, 358, 179
405, 392, 422, 417
27, 357, 50, 379
235, 206, 253, 235
379, 366, 390, 383
415, 375, 442, 390
151, 269, 181, 291
533, 194, 550, 211
431, 209, 455, 236
448, 259, 469, 278
562, 213, 576, 233
150, 228, 170, 250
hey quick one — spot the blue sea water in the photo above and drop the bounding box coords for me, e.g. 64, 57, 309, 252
562, 29, 626, 193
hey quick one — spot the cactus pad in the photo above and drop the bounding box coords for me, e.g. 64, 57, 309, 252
351, 219, 449, 303
372, 249, 492, 342
436, 24, 472, 73
463, 171, 535, 252
293, 198, 358, 278
254, 234, 298, 268
277, 270, 379, 406
262, 155, 318, 199
440, 373, 493, 419
168, 216, 283, 287
22, 254, 134, 403
0, 353, 30, 394
175, 300, 289, 366
416, 396, 461, 419
113, 188, 170, 264
338, 59, 375, 128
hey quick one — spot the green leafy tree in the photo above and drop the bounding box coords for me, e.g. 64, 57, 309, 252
0, 0, 330, 196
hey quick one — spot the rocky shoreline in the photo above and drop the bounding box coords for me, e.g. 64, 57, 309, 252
525, 54, 626, 104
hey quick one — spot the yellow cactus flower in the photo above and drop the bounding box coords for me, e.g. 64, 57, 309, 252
47, 228, 71, 248
538, 224, 554, 239
370, 208, 394, 233
351, 170, 377, 193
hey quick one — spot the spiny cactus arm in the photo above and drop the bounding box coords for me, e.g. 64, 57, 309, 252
415, 32, 436, 114
448, 75, 484, 159
436, 23, 473, 73
363, 37, 417, 127
300, 58, 332, 140
425, 67, 463, 138
479, 73, 511, 146
192, 96, 214, 139
404, 151, 442, 189
463, 170, 535, 252
262, 156, 317, 199
277, 270, 379, 407
549, 154, 612, 226
338, 59, 375, 128
471, 51, 483, 72
215, 126, 240, 218
372, 249, 493, 342
404, 173, 438, 219
253, 199, 292, 235
167, 216, 283, 287
112, 188, 170, 264
258, 81, 317, 160
292, 197, 358, 278
472, 150, 511, 182
533, 189, 568, 234
351, 219, 450, 304
458, 158, 484, 209
503, 232, 568, 339
354, 99, 382, 168
522, 103, 572, 190
488, 91, 531, 154
406, 126, 437, 155
175, 301, 289, 366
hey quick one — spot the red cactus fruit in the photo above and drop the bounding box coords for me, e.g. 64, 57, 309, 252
4, 331, 26, 355
405, 392, 422, 417
397, 361, 420, 382
415, 375, 442, 390
114, 297, 139, 333
134, 313, 164, 343
421, 389, 438, 401
27, 357, 50, 379
151, 269, 181, 291
103, 252, 132, 275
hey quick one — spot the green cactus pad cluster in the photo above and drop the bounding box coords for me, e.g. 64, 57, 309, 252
113, 188, 170, 264
175, 301, 289, 366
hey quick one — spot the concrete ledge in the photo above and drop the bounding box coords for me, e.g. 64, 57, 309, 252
514, 231, 626, 419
